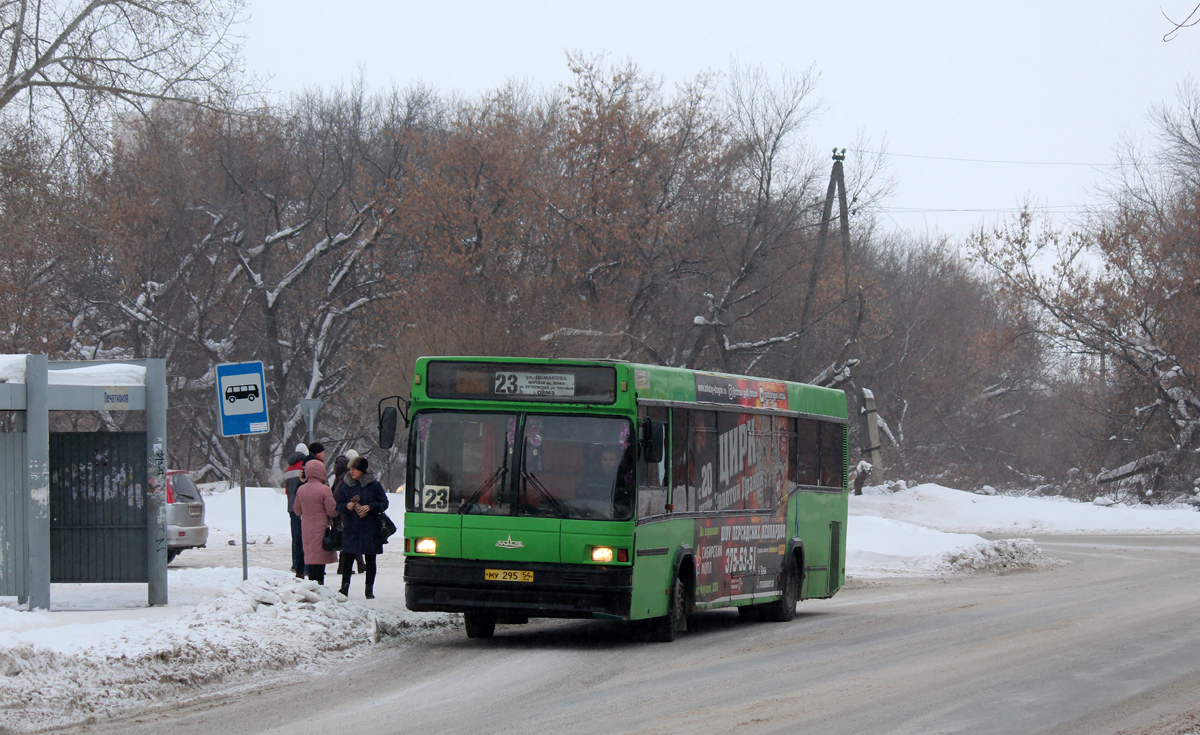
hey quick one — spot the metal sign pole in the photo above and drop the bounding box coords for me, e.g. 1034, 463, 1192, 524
214, 360, 270, 585
240, 434, 248, 581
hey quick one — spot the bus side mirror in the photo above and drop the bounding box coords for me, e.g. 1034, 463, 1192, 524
378, 395, 410, 450
641, 418, 665, 464
380, 407, 399, 450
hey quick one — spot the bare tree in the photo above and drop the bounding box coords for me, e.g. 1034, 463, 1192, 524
974, 207, 1200, 500
67, 84, 437, 482
855, 236, 1044, 481
0, 123, 75, 352
0, 0, 250, 153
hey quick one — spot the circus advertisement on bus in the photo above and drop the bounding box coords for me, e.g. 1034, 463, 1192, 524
695, 413, 789, 513
691, 412, 791, 605
693, 515, 788, 605
694, 373, 790, 411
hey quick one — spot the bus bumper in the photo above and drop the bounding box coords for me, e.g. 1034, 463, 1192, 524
404, 557, 632, 620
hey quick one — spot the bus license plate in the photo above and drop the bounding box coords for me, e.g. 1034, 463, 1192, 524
484, 569, 534, 583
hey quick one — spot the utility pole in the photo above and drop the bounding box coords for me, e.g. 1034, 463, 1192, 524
804, 150, 880, 481
800, 148, 854, 331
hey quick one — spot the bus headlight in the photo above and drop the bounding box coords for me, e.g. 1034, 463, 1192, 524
591, 546, 614, 563
415, 538, 437, 555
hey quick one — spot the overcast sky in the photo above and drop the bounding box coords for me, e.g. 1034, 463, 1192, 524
241, 2, 1200, 241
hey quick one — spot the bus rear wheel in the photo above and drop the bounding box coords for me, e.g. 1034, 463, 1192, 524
763, 558, 799, 623
464, 610, 496, 639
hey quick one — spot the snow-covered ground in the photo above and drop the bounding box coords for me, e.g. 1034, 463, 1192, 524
0, 484, 454, 732
846, 482, 1200, 578
2, 480, 1199, 731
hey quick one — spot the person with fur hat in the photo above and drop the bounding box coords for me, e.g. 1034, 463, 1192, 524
283, 443, 308, 578
335, 456, 389, 599
292, 459, 338, 584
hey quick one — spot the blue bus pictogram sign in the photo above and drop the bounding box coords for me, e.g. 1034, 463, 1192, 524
216, 361, 270, 437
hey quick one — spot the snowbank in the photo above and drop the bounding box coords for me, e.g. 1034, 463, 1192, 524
202, 482, 293, 544
0, 570, 453, 733
942, 538, 1052, 574
852, 482, 1200, 534
845, 515, 1051, 578
842, 481, 1200, 580
0, 483, 448, 733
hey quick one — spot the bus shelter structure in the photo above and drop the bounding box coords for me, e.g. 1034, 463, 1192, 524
0, 355, 168, 609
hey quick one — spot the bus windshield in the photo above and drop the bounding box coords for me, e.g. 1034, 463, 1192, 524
409, 411, 634, 521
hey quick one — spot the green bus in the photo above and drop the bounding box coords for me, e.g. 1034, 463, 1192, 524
389, 357, 849, 641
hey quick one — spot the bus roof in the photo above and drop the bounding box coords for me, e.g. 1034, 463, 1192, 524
413, 356, 848, 421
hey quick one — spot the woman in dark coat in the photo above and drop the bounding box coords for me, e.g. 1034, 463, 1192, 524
330, 450, 365, 577
335, 456, 389, 599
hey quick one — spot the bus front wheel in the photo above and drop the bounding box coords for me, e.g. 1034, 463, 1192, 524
464, 610, 496, 639
651, 577, 687, 642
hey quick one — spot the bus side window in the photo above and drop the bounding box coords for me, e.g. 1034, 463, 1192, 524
637, 406, 669, 518
819, 422, 845, 488
689, 410, 718, 511
637, 406, 669, 488
715, 412, 747, 511
783, 418, 799, 494
793, 418, 819, 486
671, 408, 690, 511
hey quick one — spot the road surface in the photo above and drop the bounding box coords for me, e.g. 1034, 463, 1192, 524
60, 536, 1200, 735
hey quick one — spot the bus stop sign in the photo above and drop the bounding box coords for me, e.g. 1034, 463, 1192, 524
216, 361, 270, 437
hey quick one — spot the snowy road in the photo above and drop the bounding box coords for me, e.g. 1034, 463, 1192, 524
56, 534, 1200, 735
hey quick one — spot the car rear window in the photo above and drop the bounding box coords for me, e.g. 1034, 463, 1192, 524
170, 474, 202, 502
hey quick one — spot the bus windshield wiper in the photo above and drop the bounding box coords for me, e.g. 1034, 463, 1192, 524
459, 465, 507, 514
521, 471, 572, 519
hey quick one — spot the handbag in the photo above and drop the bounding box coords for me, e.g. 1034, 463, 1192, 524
322, 519, 343, 551
379, 512, 397, 543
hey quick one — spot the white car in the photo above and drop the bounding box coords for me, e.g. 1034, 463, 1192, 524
166, 470, 208, 563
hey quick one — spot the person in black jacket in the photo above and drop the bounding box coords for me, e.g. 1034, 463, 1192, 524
335, 456, 388, 599
330, 449, 367, 577
302, 441, 326, 478
283, 443, 308, 578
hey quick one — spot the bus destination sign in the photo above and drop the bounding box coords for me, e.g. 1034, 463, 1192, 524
494, 371, 575, 397
425, 361, 617, 404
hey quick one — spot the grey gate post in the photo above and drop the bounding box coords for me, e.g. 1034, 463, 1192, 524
145, 358, 168, 606
859, 386, 883, 474
24, 355, 50, 610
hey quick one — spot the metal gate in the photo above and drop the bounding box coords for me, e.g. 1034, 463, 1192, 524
0, 433, 26, 596
49, 432, 148, 583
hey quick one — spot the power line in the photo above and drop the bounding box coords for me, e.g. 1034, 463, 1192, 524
883, 205, 1090, 214
852, 148, 1117, 167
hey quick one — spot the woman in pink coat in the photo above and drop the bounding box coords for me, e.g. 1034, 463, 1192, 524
292, 459, 338, 584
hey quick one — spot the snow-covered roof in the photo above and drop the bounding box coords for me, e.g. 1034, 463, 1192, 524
0, 355, 146, 385
0, 354, 26, 383
48, 363, 145, 386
